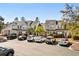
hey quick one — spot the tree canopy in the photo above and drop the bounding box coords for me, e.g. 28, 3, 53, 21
0, 16, 4, 33
60, 4, 79, 39
21, 17, 26, 21
14, 17, 18, 21
35, 17, 39, 22
34, 24, 45, 36
0, 16, 4, 21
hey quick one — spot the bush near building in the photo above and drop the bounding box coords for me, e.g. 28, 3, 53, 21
34, 24, 45, 36
54, 34, 65, 38
73, 36, 79, 40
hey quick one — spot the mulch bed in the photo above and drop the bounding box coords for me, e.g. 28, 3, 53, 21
71, 42, 79, 51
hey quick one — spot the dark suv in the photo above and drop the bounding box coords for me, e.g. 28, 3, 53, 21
45, 36, 57, 45
7, 33, 17, 40
0, 47, 14, 56
18, 34, 27, 41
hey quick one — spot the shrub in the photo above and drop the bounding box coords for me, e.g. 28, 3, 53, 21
73, 36, 79, 40
67, 35, 72, 38
54, 34, 65, 38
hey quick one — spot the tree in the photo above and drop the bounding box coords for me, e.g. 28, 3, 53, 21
60, 4, 74, 30
27, 28, 34, 35
34, 24, 45, 36
60, 4, 74, 21
0, 16, 4, 33
21, 17, 25, 21
60, 4, 79, 39
0, 16, 4, 21
35, 17, 39, 22
14, 17, 18, 21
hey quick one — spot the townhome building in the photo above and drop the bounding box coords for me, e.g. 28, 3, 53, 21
1, 19, 40, 35
45, 20, 68, 36
45, 20, 58, 35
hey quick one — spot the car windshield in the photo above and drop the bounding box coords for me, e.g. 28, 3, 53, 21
12, 34, 16, 35
29, 36, 33, 38
62, 38, 68, 41
34, 36, 41, 40
47, 38, 51, 40
22, 34, 26, 36
10, 33, 16, 35
0, 47, 6, 51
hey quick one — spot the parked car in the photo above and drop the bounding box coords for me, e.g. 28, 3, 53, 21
0, 37, 7, 43
27, 35, 34, 42
58, 38, 72, 47
0, 47, 14, 56
18, 34, 27, 41
34, 36, 45, 43
45, 36, 57, 45
7, 33, 17, 40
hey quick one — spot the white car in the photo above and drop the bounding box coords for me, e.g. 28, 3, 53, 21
27, 35, 34, 42
59, 38, 72, 47
34, 36, 46, 43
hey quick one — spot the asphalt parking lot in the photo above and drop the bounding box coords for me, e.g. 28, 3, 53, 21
0, 39, 79, 56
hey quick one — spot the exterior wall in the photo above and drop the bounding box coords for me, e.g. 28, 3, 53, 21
31, 21, 40, 29
45, 20, 57, 35
1, 30, 10, 35
45, 20, 57, 30
11, 21, 28, 31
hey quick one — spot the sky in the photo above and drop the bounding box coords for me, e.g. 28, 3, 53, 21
0, 3, 79, 23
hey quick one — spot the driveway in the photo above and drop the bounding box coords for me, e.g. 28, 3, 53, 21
0, 39, 79, 56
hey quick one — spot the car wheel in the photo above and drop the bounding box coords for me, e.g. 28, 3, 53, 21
45, 41, 48, 44
66, 44, 69, 47
67, 43, 71, 47
27, 40, 32, 42
7, 52, 14, 56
